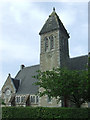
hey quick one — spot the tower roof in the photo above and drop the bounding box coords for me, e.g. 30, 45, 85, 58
39, 8, 69, 38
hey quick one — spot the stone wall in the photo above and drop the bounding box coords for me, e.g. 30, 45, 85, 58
40, 30, 60, 71
1, 75, 15, 105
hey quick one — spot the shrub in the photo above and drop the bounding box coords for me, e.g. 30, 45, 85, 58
2, 107, 89, 119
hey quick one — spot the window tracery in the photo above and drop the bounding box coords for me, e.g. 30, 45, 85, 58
44, 37, 48, 51
50, 35, 54, 50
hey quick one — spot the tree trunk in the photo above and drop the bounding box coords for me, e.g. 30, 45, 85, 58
63, 96, 68, 107
72, 95, 81, 108
75, 102, 81, 108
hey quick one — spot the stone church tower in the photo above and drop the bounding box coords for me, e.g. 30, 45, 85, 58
39, 8, 70, 72
1, 8, 88, 108
39, 8, 70, 107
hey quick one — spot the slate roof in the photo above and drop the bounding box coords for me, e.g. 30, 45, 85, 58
11, 78, 20, 91
15, 65, 40, 95
39, 9, 69, 38
13, 56, 88, 95
67, 55, 88, 70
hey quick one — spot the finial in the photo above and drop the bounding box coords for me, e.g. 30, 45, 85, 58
8, 73, 11, 76
53, 7, 55, 12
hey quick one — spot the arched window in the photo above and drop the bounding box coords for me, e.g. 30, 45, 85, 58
50, 35, 54, 50
30, 96, 35, 103
16, 96, 20, 103
36, 96, 39, 103
21, 96, 25, 103
44, 37, 48, 51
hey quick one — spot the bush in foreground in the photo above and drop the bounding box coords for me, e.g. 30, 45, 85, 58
2, 107, 89, 119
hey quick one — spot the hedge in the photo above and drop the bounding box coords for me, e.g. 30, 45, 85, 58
1, 107, 89, 119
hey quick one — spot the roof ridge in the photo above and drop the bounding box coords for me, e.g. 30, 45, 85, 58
70, 55, 88, 59
23, 64, 40, 69
15, 64, 40, 78
39, 9, 69, 37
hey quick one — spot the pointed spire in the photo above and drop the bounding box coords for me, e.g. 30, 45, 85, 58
8, 73, 11, 76
39, 8, 69, 38
53, 7, 55, 12
8, 73, 11, 78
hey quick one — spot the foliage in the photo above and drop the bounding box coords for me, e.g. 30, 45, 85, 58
2, 101, 6, 105
0, 98, 6, 105
2, 107, 89, 119
88, 56, 90, 101
33, 68, 88, 108
88, 56, 90, 71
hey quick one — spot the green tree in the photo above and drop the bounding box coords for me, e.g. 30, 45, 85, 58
34, 68, 88, 108
2, 101, 6, 105
0, 98, 6, 106
88, 56, 90, 102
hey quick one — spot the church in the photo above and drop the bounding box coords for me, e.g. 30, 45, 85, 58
1, 8, 88, 107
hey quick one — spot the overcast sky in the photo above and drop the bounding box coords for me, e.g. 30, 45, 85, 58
0, 1, 88, 90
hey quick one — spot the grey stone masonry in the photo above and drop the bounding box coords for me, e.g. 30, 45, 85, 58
40, 9, 70, 71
